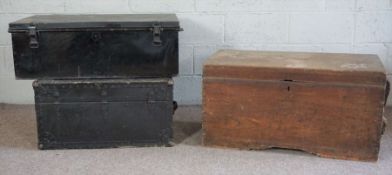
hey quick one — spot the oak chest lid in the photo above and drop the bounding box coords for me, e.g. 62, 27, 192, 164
203, 50, 386, 85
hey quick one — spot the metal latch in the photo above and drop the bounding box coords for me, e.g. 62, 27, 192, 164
28, 26, 39, 49
152, 23, 162, 46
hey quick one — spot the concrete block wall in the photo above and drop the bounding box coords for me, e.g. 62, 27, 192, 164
0, 0, 391, 105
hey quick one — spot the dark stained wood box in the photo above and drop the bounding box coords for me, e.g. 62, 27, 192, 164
34, 78, 174, 149
202, 50, 388, 161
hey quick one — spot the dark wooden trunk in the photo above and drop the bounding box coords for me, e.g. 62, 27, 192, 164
202, 50, 388, 161
9, 14, 181, 79
33, 78, 174, 149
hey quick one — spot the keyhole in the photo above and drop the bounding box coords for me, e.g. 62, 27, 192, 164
91, 32, 102, 42
287, 86, 290, 91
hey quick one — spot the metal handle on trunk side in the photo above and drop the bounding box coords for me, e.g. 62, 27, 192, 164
382, 116, 387, 135
173, 101, 178, 114
385, 80, 390, 106
382, 80, 390, 135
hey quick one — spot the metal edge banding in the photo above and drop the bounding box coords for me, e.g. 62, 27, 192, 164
34, 80, 172, 103
40, 140, 170, 150
34, 78, 171, 84
9, 14, 181, 32
9, 27, 182, 33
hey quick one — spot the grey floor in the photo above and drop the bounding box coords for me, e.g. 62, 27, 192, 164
0, 104, 391, 175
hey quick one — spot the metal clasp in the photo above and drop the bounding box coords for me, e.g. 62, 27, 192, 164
152, 23, 162, 46
28, 26, 39, 49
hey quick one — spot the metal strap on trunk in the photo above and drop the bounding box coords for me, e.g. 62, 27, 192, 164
152, 23, 162, 46
28, 26, 39, 48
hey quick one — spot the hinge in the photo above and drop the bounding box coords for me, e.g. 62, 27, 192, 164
28, 26, 39, 49
152, 23, 162, 46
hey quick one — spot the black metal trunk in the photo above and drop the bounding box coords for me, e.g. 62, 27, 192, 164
33, 78, 174, 149
9, 14, 181, 79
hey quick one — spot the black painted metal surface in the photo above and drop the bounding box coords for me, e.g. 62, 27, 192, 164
33, 78, 174, 149
9, 14, 181, 79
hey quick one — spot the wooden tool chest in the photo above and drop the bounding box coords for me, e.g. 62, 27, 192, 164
202, 50, 388, 161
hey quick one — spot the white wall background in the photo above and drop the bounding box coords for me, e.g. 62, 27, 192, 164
0, 0, 392, 105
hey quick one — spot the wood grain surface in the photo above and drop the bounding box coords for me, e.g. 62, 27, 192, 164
202, 50, 387, 161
